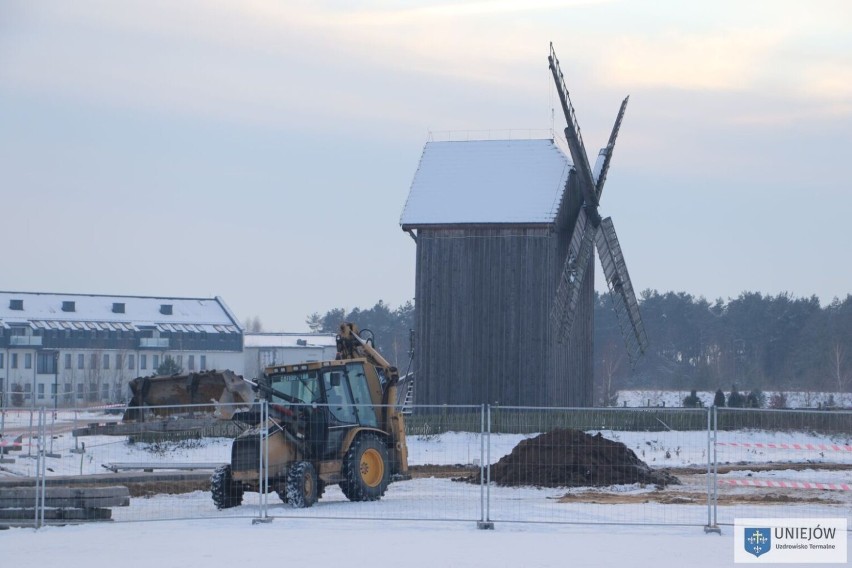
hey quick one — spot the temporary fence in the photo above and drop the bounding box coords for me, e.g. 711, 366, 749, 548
484, 406, 713, 529
1, 402, 850, 532
709, 406, 852, 530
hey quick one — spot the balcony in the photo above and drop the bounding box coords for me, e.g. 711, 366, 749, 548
139, 338, 169, 349
10, 336, 43, 347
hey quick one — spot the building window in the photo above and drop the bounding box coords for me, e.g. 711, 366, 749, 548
78, 354, 85, 369
51, 383, 57, 397
128, 354, 135, 370
37, 384, 45, 399
77, 383, 84, 399
140, 354, 147, 370
25, 354, 32, 369
153, 355, 160, 370
101, 383, 109, 400
175, 355, 183, 368
116, 353, 123, 369
11, 353, 18, 369
187, 355, 195, 371
200, 355, 207, 371
0, 353, 3, 369
37, 353, 57, 374
24, 383, 31, 400
103, 354, 110, 369
90, 354, 98, 369
65, 353, 72, 369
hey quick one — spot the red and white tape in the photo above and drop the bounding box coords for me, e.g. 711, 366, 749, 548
715, 442, 852, 453
719, 478, 852, 491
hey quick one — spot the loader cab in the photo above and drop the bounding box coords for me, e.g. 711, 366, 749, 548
264, 360, 381, 459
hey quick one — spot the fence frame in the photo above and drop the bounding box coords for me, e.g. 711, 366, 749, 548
8, 402, 852, 532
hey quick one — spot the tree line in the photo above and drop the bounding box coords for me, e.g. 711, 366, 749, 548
309, 290, 851, 397
596, 290, 852, 397
306, 301, 415, 372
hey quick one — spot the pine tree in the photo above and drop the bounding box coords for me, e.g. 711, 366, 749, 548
727, 385, 745, 408
683, 390, 703, 408
157, 355, 183, 376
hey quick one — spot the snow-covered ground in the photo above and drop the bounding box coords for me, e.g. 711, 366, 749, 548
7, 516, 834, 568
4, 424, 852, 479
618, 389, 852, 409
2, 408, 850, 558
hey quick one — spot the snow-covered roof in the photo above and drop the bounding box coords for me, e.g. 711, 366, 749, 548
244, 333, 337, 349
0, 291, 241, 333
400, 139, 573, 227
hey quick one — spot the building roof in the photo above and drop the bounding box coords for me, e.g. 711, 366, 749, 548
400, 138, 573, 227
243, 333, 337, 349
0, 291, 242, 334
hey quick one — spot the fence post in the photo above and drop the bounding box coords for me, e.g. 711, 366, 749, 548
477, 404, 494, 530
27, 407, 34, 458
33, 406, 47, 529
39, 407, 47, 529
478, 404, 485, 526
253, 400, 272, 524
704, 405, 720, 534
712, 405, 719, 529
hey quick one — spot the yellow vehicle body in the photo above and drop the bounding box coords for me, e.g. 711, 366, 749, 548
211, 324, 409, 509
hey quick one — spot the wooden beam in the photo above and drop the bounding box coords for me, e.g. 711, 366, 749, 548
0, 486, 130, 509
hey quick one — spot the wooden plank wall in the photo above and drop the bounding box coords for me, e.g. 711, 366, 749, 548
412, 173, 594, 407
413, 232, 593, 405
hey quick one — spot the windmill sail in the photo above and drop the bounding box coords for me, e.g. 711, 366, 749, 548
594, 96, 629, 199
551, 207, 597, 343
595, 217, 648, 365
548, 43, 597, 206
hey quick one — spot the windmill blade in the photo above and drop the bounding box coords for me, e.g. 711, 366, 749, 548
548, 43, 597, 206
595, 217, 648, 365
594, 96, 629, 199
551, 207, 598, 343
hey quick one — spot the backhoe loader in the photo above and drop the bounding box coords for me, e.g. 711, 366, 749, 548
211, 323, 409, 509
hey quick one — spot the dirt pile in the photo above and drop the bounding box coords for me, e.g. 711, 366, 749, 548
468, 429, 679, 488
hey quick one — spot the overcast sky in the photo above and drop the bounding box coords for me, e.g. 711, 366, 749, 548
1, 1, 850, 331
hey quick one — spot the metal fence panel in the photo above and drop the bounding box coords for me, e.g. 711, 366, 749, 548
0, 402, 262, 525
266, 404, 485, 523
485, 406, 712, 527
712, 407, 852, 528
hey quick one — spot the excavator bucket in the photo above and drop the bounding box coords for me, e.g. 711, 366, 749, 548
123, 369, 255, 422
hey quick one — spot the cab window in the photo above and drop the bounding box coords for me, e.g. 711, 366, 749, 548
268, 371, 321, 404
323, 370, 357, 424
345, 362, 378, 428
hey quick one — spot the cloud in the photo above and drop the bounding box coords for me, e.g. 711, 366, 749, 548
2, 0, 850, 133
599, 29, 786, 92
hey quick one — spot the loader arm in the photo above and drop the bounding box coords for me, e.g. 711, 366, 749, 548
336, 322, 408, 476
336, 322, 399, 385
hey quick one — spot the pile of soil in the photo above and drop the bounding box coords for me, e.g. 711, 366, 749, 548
466, 429, 679, 488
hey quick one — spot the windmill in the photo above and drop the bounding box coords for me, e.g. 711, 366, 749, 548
548, 42, 649, 366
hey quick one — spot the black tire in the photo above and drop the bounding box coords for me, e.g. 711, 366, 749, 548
285, 461, 319, 508
211, 464, 244, 510
340, 434, 390, 502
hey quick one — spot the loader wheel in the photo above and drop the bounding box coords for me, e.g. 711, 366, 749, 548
211, 465, 244, 510
284, 461, 319, 508
340, 434, 390, 502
